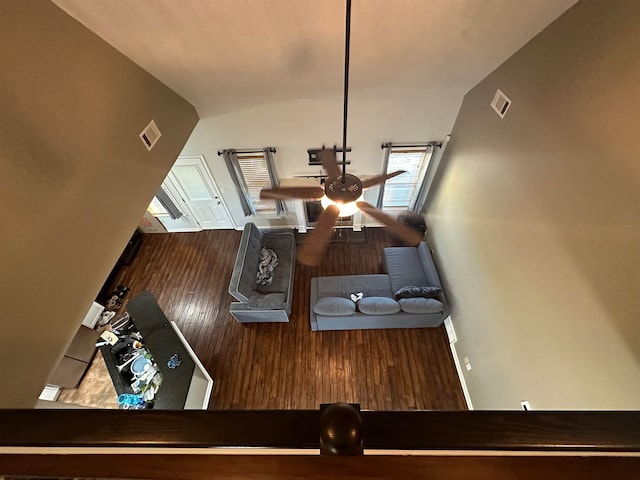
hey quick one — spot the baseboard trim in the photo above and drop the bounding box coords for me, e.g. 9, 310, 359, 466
446, 322, 473, 410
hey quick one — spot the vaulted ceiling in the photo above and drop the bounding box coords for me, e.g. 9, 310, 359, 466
53, 0, 577, 117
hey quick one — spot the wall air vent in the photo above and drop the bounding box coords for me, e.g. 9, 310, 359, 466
139, 119, 162, 151
490, 89, 512, 118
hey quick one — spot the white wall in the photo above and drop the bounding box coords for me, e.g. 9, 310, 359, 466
427, 0, 640, 410
181, 90, 462, 228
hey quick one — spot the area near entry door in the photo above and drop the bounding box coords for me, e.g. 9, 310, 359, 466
150, 178, 202, 232
168, 155, 235, 230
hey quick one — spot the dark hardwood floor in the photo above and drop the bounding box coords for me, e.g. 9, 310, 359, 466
108, 227, 467, 411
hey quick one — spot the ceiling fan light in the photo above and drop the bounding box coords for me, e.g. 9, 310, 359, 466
321, 195, 361, 217
339, 200, 360, 217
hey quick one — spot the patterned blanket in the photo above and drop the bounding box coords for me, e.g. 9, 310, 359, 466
256, 247, 279, 285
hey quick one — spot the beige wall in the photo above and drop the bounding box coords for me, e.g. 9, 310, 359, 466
427, 0, 640, 409
0, 0, 198, 407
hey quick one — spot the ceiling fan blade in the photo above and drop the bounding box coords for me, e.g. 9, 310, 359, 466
361, 170, 406, 189
356, 202, 424, 246
317, 149, 341, 178
297, 205, 340, 266
260, 186, 325, 200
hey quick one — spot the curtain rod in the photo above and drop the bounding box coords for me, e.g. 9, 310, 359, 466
381, 142, 441, 149
218, 147, 276, 156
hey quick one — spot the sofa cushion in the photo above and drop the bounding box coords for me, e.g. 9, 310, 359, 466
395, 285, 441, 300
398, 297, 444, 314
315, 275, 393, 299
247, 292, 286, 310
314, 297, 356, 316
384, 247, 429, 294
357, 297, 401, 315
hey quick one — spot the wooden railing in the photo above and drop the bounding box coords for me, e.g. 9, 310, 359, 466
2, 409, 639, 451
3, 409, 639, 478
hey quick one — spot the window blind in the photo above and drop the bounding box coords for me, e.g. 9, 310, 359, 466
221, 148, 283, 217
382, 149, 428, 208
236, 153, 277, 214
377, 144, 434, 210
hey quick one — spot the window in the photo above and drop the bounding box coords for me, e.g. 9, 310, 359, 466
377, 144, 435, 210
221, 148, 284, 216
234, 152, 276, 214
147, 196, 168, 216
149, 186, 183, 219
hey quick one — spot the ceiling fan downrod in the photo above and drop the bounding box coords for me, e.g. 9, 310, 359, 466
341, 0, 352, 183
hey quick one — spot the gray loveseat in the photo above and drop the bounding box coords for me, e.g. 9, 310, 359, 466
228, 223, 295, 323
309, 242, 448, 331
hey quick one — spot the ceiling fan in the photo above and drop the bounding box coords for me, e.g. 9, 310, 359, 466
260, 0, 423, 266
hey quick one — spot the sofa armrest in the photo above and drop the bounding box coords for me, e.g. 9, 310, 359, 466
417, 242, 443, 289
309, 277, 319, 331
230, 303, 289, 323
417, 243, 450, 317
228, 223, 263, 303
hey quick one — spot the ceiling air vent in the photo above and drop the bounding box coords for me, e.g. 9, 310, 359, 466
139, 119, 162, 151
490, 89, 512, 119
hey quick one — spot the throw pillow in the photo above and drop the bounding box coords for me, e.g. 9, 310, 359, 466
394, 285, 441, 300
350, 292, 364, 302
256, 247, 279, 285
313, 297, 356, 316
398, 297, 443, 314
357, 297, 401, 315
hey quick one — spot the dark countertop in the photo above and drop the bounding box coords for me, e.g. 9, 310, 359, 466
100, 291, 196, 409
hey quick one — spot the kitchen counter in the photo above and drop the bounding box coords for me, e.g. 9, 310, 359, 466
100, 291, 201, 410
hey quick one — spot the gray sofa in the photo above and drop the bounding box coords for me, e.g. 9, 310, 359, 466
228, 223, 295, 323
309, 242, 449, 331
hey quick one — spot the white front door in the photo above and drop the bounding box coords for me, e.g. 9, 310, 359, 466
168, 155, 235, 230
